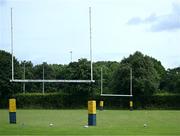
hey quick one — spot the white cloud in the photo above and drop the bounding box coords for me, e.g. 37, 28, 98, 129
127, 2, 180, 32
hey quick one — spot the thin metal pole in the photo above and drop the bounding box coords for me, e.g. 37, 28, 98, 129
11, 8, 14, 80
89, 7, 93, 81
23, 61, 26, 93
42, 64, 44, 94
101, 67, 103, 95
70, 51, 72, 63
130, 68, 132, 96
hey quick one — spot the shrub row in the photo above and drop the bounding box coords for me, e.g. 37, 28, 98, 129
100, 94, 180, 109
0, 93, 180, 109
15, 93, 88, 109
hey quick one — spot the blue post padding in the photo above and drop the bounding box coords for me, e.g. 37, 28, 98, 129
88, 114, 96, 126
9, 112, 16, 124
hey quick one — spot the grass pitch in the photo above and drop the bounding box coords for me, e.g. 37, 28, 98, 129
0, 110, 180, 135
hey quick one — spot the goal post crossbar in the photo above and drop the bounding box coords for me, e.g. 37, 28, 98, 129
100, 94, 133, 97
10, 79, 95, 83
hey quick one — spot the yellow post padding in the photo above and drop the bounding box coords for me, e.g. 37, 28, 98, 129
88, 100, 96, 114
130, 101, 133, 107
9, 99, 16, 112
100, 101, 104, 107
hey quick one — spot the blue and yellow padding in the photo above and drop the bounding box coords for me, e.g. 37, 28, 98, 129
88, 100, 96, 126
9, 99, 16, 124
99, 101, 104, 111
130, 101, 133, 111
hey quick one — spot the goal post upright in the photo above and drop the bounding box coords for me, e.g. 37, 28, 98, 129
89, 6, 93, 81
11, 8, 14, 80
130, 68, 132, 96
100, 67, 103, 95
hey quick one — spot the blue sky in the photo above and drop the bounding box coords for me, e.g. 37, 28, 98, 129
0, 0, 180, 69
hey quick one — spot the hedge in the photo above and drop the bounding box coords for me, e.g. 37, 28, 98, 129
99, 94, 180, 109
15, 93, 88, 109
0, 93, 180, 109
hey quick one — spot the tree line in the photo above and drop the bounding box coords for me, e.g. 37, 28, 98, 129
0, 50, 180, 106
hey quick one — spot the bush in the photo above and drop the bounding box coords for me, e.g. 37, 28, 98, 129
15, 92, 88, 109
133, 94, 180, 109
98, 94, 180, 110
0, 92, 180, 109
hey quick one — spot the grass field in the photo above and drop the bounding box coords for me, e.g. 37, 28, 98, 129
0, 110, 180, 135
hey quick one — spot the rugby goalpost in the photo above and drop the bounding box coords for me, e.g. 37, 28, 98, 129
100, 67, 133, 97
10, 7, 95, 83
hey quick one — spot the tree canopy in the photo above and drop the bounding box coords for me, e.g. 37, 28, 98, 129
111, 51, 166, 96
0, 50, 179, 101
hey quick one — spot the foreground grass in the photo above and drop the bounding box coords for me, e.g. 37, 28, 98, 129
0, 110, 180, 135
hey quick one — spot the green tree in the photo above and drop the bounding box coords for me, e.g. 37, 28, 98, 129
112, 51, 163, 96
160, 67, 180, 93
63, 59, 92, 99
94, 61, 119, 94
20, 61, 34, 92
146, 56, 166, 80
0, 50, 21, 99
32, 62, 57, 92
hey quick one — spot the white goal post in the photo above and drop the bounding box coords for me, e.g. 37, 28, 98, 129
100, 67, 133, 97
10, 7, 95, 83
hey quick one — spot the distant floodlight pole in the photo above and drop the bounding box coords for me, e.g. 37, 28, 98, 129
42, 64, 45, 94
89, 7, 93, 81
70, 51, 72, 63
23, 61, 26, 94
11, 8, 14, 80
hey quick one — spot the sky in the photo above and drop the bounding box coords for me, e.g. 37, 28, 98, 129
0, 0, 180, 69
